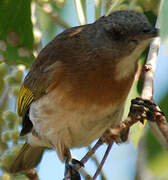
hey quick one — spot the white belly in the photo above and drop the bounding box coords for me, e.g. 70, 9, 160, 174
28, 89, 124, 160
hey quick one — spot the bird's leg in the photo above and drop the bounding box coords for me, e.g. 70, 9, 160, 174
101, 126, 130, 144
80, 138, 103, 165
93, 143, 113, 180
64, 152, 84, 180
77, 97, 166, 179
64, 158, 81, 180
102, 97, 165, 145
71, 158, 84, 169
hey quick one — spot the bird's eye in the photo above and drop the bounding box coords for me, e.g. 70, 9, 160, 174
142, 28, 151, 33
131, 40, 138, 44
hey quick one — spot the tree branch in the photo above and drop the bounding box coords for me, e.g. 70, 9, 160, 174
140, 16, 168, 147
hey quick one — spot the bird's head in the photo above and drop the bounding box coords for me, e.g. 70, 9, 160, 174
97, 10, 158, 43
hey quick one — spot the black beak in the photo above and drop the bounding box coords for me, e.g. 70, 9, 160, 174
143, 27, 159, 38
149, 28, 159, 37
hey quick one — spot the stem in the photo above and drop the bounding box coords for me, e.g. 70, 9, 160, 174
140, 15, 168, 146
79, 168, 92, 180
80, 139, 103, 164
74, 0, 87, 25
141, 35, 160, 100
87, 146, 107, 180
94, 0, 102, 19
93, 143, 113, 180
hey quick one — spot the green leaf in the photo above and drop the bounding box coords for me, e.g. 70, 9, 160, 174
160, 0, 168, 43
0, 0, 34, 67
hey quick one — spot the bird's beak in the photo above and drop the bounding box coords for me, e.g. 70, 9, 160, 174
146, 28, 159, 38
150, 28, 159, 37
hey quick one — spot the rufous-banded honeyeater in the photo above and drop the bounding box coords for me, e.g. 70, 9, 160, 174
10, 10, 158, 176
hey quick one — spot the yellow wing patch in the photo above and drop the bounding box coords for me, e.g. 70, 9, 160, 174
17, 85, 34, 116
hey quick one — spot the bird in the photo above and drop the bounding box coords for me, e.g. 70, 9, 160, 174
10, 10, 158, 178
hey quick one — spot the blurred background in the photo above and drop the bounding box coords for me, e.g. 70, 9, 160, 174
0, 0, 168, 179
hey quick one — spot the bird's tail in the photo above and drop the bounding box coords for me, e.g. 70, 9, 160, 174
10, 143, 45, 173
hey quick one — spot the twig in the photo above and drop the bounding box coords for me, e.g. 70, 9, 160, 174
80, 138, 103, 164
79, 168, 92, 180
141, 37, 160, 99
87, 146, 107, 180
74, 0, 87, 25
93, 143, 113, 180
140, 15, 168, 146
153, 106, 168, 143
141, 9, 160, 99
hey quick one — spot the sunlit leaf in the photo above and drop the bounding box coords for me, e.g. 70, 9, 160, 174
160, 0, 168, 41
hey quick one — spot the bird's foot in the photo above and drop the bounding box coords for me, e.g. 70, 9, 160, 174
130, 97, 165, 123
71, 158, 84, 169
102, 97, 164, 145
64, 158, 84, 180
101, 126, 129, 144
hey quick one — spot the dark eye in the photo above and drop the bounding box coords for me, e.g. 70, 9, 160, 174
142, 28, 152, 33
131, 40, 138, 44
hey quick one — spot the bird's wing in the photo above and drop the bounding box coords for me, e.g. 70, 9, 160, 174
17, 25, 92, 135
17, 25, 85, 117
17, 85, 34, 117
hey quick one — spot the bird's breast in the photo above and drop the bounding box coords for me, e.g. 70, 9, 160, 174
29, 88, 124, 149
28, 62, 136, 151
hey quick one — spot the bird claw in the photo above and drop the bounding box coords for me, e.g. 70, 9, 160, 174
64, 165, 81, 180
130, 97, 165, 122
64, 158, 83, 180
71, 159, 84, 168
